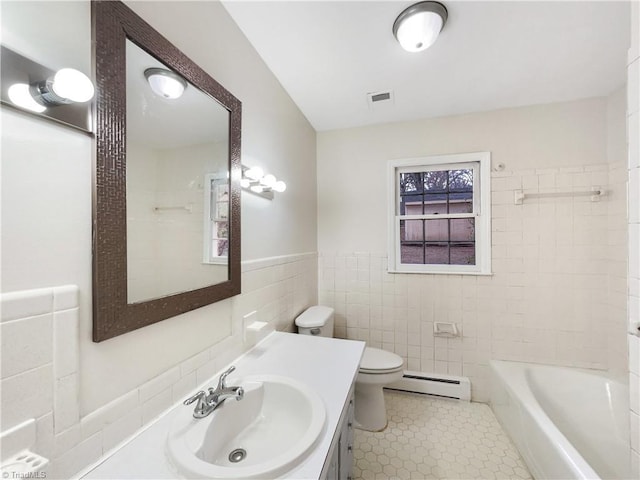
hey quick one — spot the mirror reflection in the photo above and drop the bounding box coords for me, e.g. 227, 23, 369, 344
126, 40, 230, 303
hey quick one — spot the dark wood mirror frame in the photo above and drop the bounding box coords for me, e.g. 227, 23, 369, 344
92, 1, 241, 342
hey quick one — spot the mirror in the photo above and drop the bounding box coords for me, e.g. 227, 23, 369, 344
93, 1, 241, 342
126, 41, 231, 303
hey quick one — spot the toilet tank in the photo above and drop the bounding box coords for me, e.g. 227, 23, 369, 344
295, 306, 334, 337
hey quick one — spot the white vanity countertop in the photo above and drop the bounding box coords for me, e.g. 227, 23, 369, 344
81, 332, 365, 479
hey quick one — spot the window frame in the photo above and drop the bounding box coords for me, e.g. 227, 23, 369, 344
387, 152, 492, 275
202, 172, 229, 265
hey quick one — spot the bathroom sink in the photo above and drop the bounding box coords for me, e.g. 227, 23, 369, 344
166, 375, 326, 479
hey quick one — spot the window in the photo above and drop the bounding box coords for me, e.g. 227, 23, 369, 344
387, 152, 491, 275
203, 173, 229, 264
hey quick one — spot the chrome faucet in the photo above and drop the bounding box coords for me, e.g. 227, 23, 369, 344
183, 366, 244, 418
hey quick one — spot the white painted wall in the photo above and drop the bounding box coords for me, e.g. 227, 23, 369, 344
1, 0, 317, 423
318, 95, 628, 401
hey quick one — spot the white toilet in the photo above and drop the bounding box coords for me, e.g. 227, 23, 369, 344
295, 305, 404, 431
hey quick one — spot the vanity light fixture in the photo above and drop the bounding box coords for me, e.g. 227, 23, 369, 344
8, 68, 95, 112
393, 1, 448, 53
1, 45, 94, 131
144, 68, 187, 99
241, 165, 287, 199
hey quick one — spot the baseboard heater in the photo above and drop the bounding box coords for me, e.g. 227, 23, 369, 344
385, 370, 471, 401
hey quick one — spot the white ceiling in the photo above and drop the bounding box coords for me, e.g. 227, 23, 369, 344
222, 0, 630, 132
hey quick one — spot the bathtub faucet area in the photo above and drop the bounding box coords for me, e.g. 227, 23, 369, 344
183, 366, 244, 418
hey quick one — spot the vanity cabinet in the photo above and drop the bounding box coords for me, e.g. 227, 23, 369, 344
80, 333, 365, 480
321, 385, 355, 480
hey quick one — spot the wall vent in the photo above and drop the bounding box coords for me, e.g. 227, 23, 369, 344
366, 90, 394, 107
386, 370, 471, 401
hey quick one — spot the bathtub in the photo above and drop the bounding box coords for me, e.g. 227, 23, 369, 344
490, 360, 633, 480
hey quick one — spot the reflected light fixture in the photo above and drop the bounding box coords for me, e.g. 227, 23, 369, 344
144, 68, 187, 99
241, 165, 287, 199
393, 1, 448, 53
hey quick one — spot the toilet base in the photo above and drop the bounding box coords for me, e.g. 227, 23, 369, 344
354, 382, 388, 431
354, 367, 403, 431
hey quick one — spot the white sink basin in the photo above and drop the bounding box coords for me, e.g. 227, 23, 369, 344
166, 375, 326, 479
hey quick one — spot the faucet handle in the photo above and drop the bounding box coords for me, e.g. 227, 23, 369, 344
216, 365, 236, 390
183, 390, 206, 406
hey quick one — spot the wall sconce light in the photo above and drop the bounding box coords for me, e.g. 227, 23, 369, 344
144, 68, 187, 99
241, 165, 286, 200
0, 46, 94, 132
393, 1, 448, 53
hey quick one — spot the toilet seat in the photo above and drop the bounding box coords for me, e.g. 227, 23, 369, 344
359, 347, 403, 374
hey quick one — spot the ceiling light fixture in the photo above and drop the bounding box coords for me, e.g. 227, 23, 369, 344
144, 68, 187, 99
393, 1, 448, 53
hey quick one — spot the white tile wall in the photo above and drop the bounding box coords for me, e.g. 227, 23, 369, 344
319, 163, 627, 401
628, 3, 640, 471
0, 252, 318, 479
126, 142, 229, 303
1, 285, 80, 476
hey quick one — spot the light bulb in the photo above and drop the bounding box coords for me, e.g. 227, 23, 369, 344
52, 68, 95, 102
240, 178, 251, 188
8, 83, 46, 113
245, 166, 264, 181
273, 181, 287, 193
250, 184, 264, 193
261, 174, 276, 188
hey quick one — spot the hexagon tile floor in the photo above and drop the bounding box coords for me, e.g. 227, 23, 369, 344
352, 391, 532, 480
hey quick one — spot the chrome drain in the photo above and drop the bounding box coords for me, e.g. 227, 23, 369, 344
228, 448, 247, 463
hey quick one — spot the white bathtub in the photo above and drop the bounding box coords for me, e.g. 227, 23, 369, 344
490, 360, 633, 480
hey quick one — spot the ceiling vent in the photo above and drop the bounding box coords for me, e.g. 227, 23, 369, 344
367, 90, 394, 108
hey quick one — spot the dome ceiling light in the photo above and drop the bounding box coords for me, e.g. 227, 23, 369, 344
393, 1, 448, 53
144, 68, 187, 99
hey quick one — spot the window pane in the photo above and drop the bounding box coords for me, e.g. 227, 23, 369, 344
450, 218, 474, 242
448, 169, 473, 191
400, 219, 423, 242
424, 194, 448, 214
425, 218, 448, 241
449, 199, 472, 214
425, 244, 449, 264
450, 245, 475, 265
400, 172, 423, 194
400, 219, 424, 264
423, 170, 448, 192
213, 239, 229, 257
214, 221, 228, 239
403, 196, 424, 215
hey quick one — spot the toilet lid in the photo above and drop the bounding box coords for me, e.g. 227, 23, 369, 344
359, 347, 404, 374
295, 305, 334, 328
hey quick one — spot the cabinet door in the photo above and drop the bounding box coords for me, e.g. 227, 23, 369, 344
322, 448, 339, 480
339, 396, 355, 480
